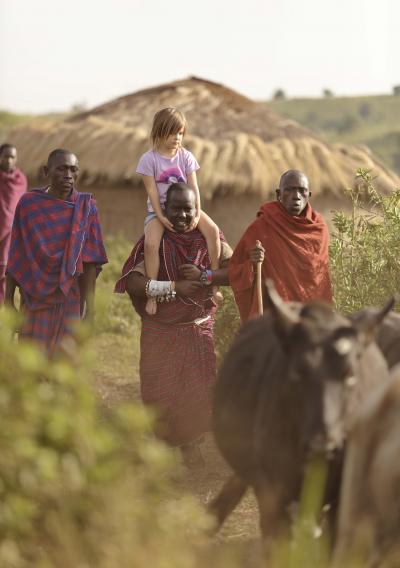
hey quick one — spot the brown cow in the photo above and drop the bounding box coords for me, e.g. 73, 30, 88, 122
210, 283, 393, 551
333, 365, 400, 566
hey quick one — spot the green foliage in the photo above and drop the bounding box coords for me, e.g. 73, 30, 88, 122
322, 88, 334, 98
214, 288, 241, 363
273, 88, 287, 101
270, 459, 331, 568
0, 309, 213, 568
95, 235, 138, 335
330, 169, 400, 313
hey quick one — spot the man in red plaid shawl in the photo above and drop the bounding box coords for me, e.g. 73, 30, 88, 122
115, 183, 231, 467
5, 149, 108, 356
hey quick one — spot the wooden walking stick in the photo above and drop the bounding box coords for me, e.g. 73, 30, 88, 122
255, 240, 264, 316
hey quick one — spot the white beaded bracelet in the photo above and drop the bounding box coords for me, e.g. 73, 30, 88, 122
146, 279, 176, 302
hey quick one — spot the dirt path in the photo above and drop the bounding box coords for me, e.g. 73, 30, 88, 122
93, 333, 263, 566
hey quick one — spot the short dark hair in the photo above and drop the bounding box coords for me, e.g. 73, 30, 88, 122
47, 148, 74, 167
279, 169, 308, 188
165, 182, 194, 205
0, 143, 16, 155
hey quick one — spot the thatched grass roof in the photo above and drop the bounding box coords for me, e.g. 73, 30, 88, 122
10, 77, 399, 199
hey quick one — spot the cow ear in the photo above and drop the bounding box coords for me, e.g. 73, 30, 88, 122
353, 296, 396, 344
265, 279, 299, 334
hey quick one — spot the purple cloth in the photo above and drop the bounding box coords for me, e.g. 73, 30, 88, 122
136, 147, 199, 212
7, 187, 108, 356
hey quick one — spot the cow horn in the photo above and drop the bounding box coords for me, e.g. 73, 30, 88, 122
377, 296, 397, 322
265, 279, 299, 332
353, 296, 397, 343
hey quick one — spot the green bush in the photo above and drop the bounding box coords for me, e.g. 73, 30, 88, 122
330, 169, 400, 313
214, 288, 241, 363
94, 235, 138, 335
0, 309, 214, 568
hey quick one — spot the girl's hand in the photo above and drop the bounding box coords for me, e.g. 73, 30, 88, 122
187, 215, 200, 232
159, 215, 175, 232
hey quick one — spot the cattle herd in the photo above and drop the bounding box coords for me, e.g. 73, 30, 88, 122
210, 281, 400, 566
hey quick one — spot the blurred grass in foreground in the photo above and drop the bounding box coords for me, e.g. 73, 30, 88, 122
0, 308, 229, 568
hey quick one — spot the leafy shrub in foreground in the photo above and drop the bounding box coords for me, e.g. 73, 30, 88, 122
214, 288, 241, 363
0, 310, 211, 568
330, 169, 400, 313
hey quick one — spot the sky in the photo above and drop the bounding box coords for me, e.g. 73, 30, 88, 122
0, 0, 399, 114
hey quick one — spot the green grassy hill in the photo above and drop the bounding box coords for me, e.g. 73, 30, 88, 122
0, 110, 32, 141
0, 110, 69, 143
269, 94, 400, 173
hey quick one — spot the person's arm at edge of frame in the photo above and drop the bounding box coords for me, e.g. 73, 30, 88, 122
79, 262, 97, 321
4, 273, 18, 312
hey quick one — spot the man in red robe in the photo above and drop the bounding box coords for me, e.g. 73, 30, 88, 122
115, 183, 231, 467
0, 144, 27, 304
5, 149, 108, 356
229, 170, 332, 322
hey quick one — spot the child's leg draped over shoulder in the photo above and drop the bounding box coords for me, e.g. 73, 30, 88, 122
144, 217, 165, 315
197, 212, 223, 304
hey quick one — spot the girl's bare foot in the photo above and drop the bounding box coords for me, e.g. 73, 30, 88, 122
212, 286, 223, 305
145, 297, 157, 315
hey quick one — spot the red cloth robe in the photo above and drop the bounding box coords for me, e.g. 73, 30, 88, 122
115, 229, 224, 446
0, 168, 27, 303
229, 201, 332, 322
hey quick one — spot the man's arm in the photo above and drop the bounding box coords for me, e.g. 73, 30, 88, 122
79, 263, 97, 320
5, 273, 18, 310
179, 264, 230, 286
125, 271, 203, 301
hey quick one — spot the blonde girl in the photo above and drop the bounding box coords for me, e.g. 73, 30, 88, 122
137, 107, 221, 315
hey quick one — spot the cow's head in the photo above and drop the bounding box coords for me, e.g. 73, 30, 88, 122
266, 281, 393, 457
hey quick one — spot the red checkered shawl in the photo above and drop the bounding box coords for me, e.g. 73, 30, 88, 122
7, 188, 108, 310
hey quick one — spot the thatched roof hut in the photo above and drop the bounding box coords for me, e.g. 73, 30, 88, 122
10, 77, 399, 200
